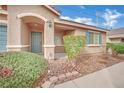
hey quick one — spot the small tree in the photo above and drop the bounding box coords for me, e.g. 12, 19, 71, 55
63, 35, 86, 60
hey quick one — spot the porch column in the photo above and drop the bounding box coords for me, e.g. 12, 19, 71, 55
44, 20, 55, 60
7, 15, 22, 51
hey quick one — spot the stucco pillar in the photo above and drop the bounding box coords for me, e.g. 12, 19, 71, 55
44, 20, 55, 60
7, 16, 22, 51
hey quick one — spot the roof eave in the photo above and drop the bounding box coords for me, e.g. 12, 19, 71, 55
55, 19, 109, 33
44, 5, 60, 16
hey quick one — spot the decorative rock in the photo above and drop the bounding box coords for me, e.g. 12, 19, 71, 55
55, 80, 63, 85
72, 71, 79, 77
49, 83, 55, 88
49, 76, 58, 83
58, 74, 66, 81
48, 70, 50, 74
42, 81, 52, 88
65, 72, 73, 80
36, 86, 41, 88
78, 73, 82, 77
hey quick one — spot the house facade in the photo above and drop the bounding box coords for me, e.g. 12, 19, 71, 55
109, 28, 124, 43
0, 5, 108, 59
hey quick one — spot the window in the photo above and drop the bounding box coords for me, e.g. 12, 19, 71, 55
86, 31, 102, 45
54, 36, 63, 45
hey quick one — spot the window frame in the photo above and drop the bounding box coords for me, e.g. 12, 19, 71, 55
54, 35, 64, 46
86, 30, 102, 46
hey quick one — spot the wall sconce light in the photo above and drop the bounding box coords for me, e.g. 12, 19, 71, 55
47, 20, 52, 28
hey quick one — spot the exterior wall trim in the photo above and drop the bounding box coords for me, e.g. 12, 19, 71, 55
7, 45, 30, 48
44, 45, 55, 47
17, 13, 47, 22
0, 9, 8, 15
86, 44, 101, 47
0, 20, 8, 24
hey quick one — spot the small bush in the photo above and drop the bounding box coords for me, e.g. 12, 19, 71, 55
111, 43, 124, 54
106, 43, 112, 51
63, 35, 86, 60
107, 43, 124, 55
0, 52, 48, 88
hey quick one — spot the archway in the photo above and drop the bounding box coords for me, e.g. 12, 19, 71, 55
17, 13, 46, 54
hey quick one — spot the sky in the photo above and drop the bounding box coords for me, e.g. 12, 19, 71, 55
55, 5, 124, 29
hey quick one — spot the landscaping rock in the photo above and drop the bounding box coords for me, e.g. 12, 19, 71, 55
65, 72, 73, 80
49, 76, 58, 83
58, 74, 66, 81
42, 53, 124, 88
42, 81, 52, 88
72, 71, 79, 77
48, 70, 50, 74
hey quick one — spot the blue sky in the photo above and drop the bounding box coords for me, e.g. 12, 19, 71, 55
55, 5, 124, 29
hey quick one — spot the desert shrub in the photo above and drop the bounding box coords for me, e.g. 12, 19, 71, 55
0, 52, 48, 88
111, 43, 124, 54
106, 43, 112, 51
63, 35, 86, 60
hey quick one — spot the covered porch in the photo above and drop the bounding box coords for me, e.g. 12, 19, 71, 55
54, 21, 75, 59
15, 15, 75, 60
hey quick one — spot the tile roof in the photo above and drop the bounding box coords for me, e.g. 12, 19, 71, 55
109, 28, 124, 36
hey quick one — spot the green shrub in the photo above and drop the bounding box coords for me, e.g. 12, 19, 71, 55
111, 43, 124, 54
0, 52, 48, 88
106, 43, 112, 51
63, 35, 85, 60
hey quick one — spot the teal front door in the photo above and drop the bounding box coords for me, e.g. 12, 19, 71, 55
31, 32, 42, 53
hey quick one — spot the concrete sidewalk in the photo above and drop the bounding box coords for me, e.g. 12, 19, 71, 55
55, 62, 124, 88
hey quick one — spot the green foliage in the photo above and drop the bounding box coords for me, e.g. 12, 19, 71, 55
106, 43, 112, 51
106, 43, 124, 54
111, 43, 124, 54
63, 35, 86, 60
0, 52, 48, 88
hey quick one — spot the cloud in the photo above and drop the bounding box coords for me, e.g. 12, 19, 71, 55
80, 5, 85, 9
60, 16, 72, 20
102, 9, 124, 28
60, 16, 96, 26
74, 17, 95, 25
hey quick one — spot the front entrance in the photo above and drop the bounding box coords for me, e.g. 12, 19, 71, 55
31, 32, 42, 53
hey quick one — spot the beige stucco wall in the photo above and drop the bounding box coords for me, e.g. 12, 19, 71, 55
84, 46, 105, 53
6, 5, 107, 59
110, 38, 121, 43
0, 15, 7, 20
74, 29, 86, 36
55, 46, 65, 53
74, 29, 106, 53
7, 5, 58, 44
54, 30, 65, 53
7, 5, 59, 59
54, 28, 107, 54
0, 15, 7, 25
20, 20, 30, 51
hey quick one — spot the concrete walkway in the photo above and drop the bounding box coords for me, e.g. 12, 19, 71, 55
55, 62, 124, 88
